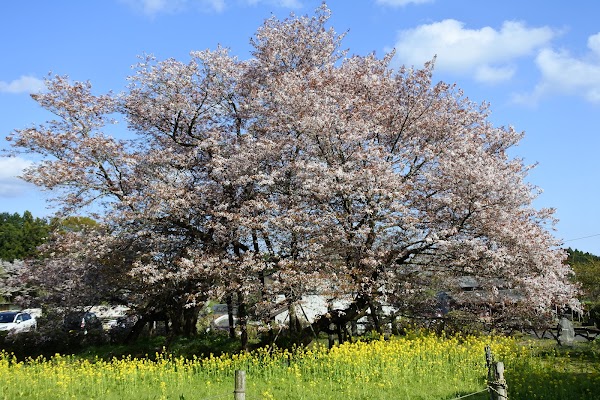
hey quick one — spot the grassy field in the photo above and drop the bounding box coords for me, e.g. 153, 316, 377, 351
1, 332, 598, 399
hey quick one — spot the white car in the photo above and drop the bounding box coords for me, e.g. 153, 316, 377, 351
0, 311, 37, 334
207, 314, 261, 333
209, 314, 237, 332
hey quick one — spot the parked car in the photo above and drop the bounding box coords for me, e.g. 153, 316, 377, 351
108, 314, 140, 343
0, 311, 37, 334
208, 314, 260, 333
209, 314, 237, 332
63, 311, 103, 334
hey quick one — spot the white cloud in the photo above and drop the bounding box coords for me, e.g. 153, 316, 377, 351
0, 76, 44, 94
588, 32, 600, 55
245, 0, 302, 7
140, 0, 178, 14
0, 157, 34, 197
122, 0, 301, 15
121, 0, 178, 16
201, 0, 226, 12
376, 0, 434, 6
514, 33, 600, 105
393, 19, 557, 84
121, 0, 225, 16
474, 65, 516, 84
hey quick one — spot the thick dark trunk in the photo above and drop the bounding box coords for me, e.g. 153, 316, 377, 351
182, 306, 199, 336
226, 294, 236, 339
370, 302, 382, 333
304, 294, 372, 347
288, 302, 303, 334
327, 302, 336, 349
257, 294, 373, 348
390, 312, 399, 335
169, 309, 183, 336
125, 315, 147, 344
343, 323, 353, 343
328, 328, 335, 349
237, 291, 248, 350
351, 320, 358, 337
337, 322, 344, 344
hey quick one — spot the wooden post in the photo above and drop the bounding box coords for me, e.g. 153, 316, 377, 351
485, 346, 492, 374
234, 370, 245, 400
489, 361, 508, 400
486, 347, 508, 400
327, 302, 335, 349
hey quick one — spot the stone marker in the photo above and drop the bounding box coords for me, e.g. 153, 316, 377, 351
558, 317, 575, 346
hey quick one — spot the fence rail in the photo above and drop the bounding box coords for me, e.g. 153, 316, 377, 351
528, 326, 600, 344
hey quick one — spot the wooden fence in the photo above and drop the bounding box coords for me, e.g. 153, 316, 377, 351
529, 326, 600, 342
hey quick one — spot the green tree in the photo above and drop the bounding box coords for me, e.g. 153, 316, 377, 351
50, 216, 98, 234
0, 211, 49, 262
567, 248, 600, 326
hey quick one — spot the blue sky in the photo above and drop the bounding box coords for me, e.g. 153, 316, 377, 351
1, 0, 599, 255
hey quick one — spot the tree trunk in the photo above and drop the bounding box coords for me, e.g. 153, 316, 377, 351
125, 315, 147, 343
327, 302, 336, 349
390, 312, 400, 336
370, 302, 382, 333
227, 294, 236, 339
351, 320, 359, 337
183, 306, 199, 336
288, 302, 303, 335
168, 307, 185, 336
337, 322, 344, 344
302, 294, 372, 345
257, 293, 373, 348
237, 291, 248, 351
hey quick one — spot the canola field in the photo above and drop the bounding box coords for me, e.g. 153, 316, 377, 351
1, 333, 598, 400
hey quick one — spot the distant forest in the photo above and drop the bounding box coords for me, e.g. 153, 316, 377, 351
566, 247, 600, 264
0, 212, 99, 262
2, 210, 599, 263
0, 211, 49, 262
567, 247, 600, 319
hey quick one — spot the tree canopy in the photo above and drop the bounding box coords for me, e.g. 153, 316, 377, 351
6, 5, 577, 341
567, 248, 600, 303
0, 211, 49, 262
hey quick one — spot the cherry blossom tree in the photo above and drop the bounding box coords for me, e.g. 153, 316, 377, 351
1, 260, 31, 305
7, 4, 577, 343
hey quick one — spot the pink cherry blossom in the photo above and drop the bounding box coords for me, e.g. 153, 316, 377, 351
7, 4, 578, 341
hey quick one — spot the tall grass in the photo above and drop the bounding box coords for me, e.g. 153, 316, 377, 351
501, 340, 600, 399
1, 333, 598, 399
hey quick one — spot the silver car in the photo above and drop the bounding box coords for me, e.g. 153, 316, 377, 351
0, 311, 37, 334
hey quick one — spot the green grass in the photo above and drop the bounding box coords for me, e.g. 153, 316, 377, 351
504, 339, 600, 399
75, 332, 245, 361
